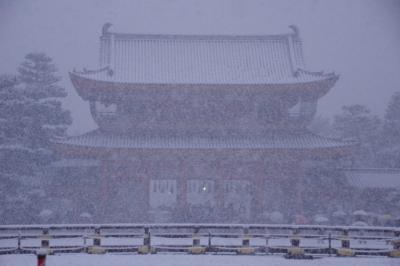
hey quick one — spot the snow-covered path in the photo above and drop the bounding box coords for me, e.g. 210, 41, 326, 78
0, 254, 399, 266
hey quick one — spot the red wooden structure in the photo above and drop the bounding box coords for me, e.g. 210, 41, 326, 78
55, 24, 352, 222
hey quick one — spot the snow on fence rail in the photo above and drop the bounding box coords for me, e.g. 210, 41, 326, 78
0, 224, 399, 258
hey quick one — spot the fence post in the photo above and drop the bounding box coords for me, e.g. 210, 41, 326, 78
238, 227, 255, 255
139, 227, 152, 254
287, 228, 302, 257
337, 229, 355, 257
17, 231, 21, 252
39, 228, 54, 256
265, 236, 269, 254
285, 227, 312, 259
93, 227, 101, 246
208, 232, 212, 252
87, 227, 106, 254
328, 233, 332, 257
190, 227, 206, 254
41, 228, 50, 249
83, 234, 87, 253
389, 230, 400, 258
37, 228, 51, 266
264, 228, 270, 254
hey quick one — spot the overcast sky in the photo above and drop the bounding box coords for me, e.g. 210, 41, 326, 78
0, 0, 399, 134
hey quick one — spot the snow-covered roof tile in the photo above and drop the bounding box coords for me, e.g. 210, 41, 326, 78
73, 24, 335, 85
55, 130, 351, 150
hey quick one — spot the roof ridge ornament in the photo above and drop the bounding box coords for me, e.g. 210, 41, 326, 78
289, 25, 300, 37
102, 23, 113, 36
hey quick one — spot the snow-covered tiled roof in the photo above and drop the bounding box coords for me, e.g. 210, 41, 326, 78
344, 169, 400, 189
72, 24, 336, 85
55, 129, 351, 150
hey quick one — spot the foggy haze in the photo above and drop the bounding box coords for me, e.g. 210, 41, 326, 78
2, 1, 400, 264
0, 0, 399, 134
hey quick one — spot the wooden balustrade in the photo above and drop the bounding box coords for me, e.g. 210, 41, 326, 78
0, 224, 398, 258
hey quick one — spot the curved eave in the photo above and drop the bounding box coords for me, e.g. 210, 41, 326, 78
55, 140, 353, 151
53, 141, 353, 161
69, 72, 338, 101
53, 131, 353, 159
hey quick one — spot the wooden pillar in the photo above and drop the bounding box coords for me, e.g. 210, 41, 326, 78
177, 152, 189, 220
215, 158, 225, 210
252, 177, 264, 221
138, 153, 150, 221
215, 179, 225, 209
140, 175, 150, 220
100, 158, 112, 219
251, 158, 265, 221
295, 159, 306, 216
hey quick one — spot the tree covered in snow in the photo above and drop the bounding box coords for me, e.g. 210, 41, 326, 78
17, 53, 72, 148
0, 53, 72, 223
1, 53, 72, 173
332, 104, 381, 167
379, 92, 400, 168
0, 75, 40, 223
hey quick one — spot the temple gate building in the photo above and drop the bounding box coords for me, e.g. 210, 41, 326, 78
54, 24, 352, 222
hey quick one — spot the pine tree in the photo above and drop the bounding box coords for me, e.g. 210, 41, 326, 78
18, 53, 72, 151
0, 75, 19, 206
0, 53, 72, 223
0, 75, 41, 223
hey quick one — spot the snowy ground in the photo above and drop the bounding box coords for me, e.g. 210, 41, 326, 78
1, 254, 399, 266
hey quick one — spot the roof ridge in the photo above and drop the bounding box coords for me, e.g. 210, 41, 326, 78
101, 23, 300, 41
106, 33, 293, 41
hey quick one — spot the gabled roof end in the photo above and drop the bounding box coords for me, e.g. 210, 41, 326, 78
289, 25, 300, 37
102, 22, 113, 36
